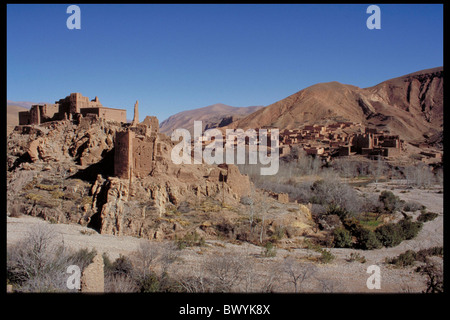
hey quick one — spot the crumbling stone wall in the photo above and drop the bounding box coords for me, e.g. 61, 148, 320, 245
114, 130, 134, 179
132, 135, 156, 178
142, 116, 159, 134
18, 111, 31, 125
97, 107, 127, 123
81, 254, 104, 293
19, 93, 127, 125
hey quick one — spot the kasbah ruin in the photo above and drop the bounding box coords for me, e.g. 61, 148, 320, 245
10, 92, 256, 238
11, 92, 441, 236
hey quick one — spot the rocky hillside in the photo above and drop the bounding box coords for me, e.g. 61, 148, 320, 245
159, 103, 263, 135
9, 117, 301, 242
227, 67, 443, 145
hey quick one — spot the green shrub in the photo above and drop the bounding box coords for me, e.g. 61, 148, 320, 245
342, 217, 362, 235
397, 219, 423, 240
417, 211, 438, 223
175, 232, 205, 250
386, 250, 417, 267
346, 252, 366, 263
110, 254, 133, 276
326, 204, 350, 220
388, 247, 443, 267
270, 226, 286, 242
333, 227, 352, 248
355, 227, 382, 250
303, 238, 322, 251
375, 223, 403, 247
138, 272, 160, 293
378, 190, 404, 213
262, 242, 277, 257
416, 246, 444, 262
81, 196, 93, 206
403, 201, 425, 212
304, 239, 335, 263
37, 198, 59, 208
319, 249, 335, 264
357, 212, 382, 231
136, 271, 181, 293
23, 178, 38, 191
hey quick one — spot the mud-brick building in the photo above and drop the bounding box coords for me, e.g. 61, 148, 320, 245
114, 116, 165, 179
18, 93, 127, 125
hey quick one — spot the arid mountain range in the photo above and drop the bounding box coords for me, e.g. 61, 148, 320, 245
159, 103, 263, 135
227, 67, 443, 145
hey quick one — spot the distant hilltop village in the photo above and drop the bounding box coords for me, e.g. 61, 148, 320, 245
18, 92, 127, 125
278, 123, 405, 160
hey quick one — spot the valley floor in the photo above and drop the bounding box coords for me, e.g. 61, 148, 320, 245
7, 180, 443, 293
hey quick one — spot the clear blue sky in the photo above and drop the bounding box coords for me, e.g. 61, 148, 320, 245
7, 4, 443, 122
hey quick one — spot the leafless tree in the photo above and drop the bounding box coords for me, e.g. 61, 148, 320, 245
7, 224, 73, 292
317, 277, 339, 293
282, 257, 317, 293
176, 262, 211, 293
260, 265, 281, 293
236, 252, 258, 293
104, 274, 138, 293
158, 242, 178, 274
417, 261, 443, 293
204, 252, 244, 292
404, 164, 436, 188
131, 240, 161, 279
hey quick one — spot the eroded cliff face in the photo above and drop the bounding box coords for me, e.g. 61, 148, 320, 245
87, 158, 252, 236
7, 116, 254, 240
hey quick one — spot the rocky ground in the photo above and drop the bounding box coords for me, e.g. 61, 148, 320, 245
7, 180, 443, 293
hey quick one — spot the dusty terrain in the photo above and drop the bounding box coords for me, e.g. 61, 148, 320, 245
7, 180, 443, 293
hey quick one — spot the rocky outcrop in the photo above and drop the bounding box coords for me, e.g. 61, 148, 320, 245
8, 111, 254, 241
269, 204, 314, 237
91, 166, 251, 238
12, 119, 119, 167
